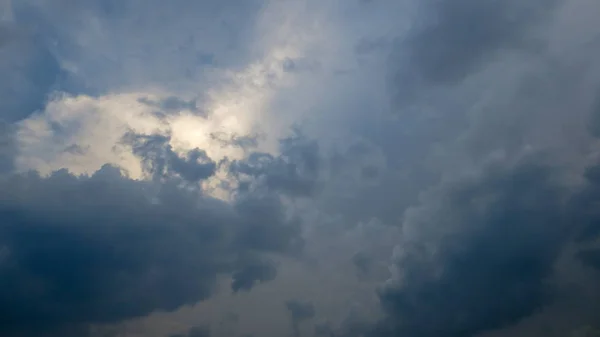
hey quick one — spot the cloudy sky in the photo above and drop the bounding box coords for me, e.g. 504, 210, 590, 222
2, 0, 600, 336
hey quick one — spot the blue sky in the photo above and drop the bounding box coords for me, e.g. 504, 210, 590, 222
2, 0, 600, 336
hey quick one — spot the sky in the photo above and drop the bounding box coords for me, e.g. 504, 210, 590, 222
1, 0, 600, 336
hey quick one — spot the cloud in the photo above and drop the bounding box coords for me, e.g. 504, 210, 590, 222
351, 251, 374, 279
4, 0, 600, 336
10, 0, 265, 94
0, 158, 302, 336
0, 22, 61, 123
137, 96, 206, 118
285, 299, 316, 337
230, 129, 321, 197
577, 248, 600, 271
231, 256, 278, 293
392, 0, 558, 96
337, 0, 600, 336
374, 156, 568, 337
169, 326, 211, 337
124, 132, 217, 183
0, 122, 16, 173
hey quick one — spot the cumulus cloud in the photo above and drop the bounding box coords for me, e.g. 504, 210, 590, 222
0, 156, 303, 336
375, 156, 568, 337
5, 0, 600, 336
349, 0, 600, 336
124, 132, 217, 183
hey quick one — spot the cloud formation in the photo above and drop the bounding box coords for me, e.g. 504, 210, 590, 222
375, 156, 568, 337
0, 157, 302, 336
4, 0, 600, 336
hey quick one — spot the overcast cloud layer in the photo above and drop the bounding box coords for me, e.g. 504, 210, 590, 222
2, 0, 600, 336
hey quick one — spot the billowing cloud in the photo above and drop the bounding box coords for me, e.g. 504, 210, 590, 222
4, 0, 600, 336
0, 155, 303, 336
374, 155, 568, 337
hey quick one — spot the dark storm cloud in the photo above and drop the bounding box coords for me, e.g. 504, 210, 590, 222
348, 1, 600, 335
370, 156, 569, 337
124, 133, 217, 183
230, 130, 321, 197
0, 159, 302, 336
285, 299, 316, 337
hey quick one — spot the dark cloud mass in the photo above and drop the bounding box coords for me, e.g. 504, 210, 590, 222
391, 0, 559, 107
374, 157, 568, 337
230, 130, 321, 197
124, 133, 217, 183
404, 0, 556, 84
5, 0, 600, 336
357, 0, 600, 335
285, 299, 316, 337
0, 23, 61, 123
0, 161, 301, 336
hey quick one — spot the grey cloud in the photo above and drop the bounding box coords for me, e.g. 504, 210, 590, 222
315, 307, 373, 337
231, 256, 277, 293
577, 248, 600, 271
389, 0, 559, 108
0, 23, 61, 123
169, 325, 211, 337
137, 96, 206, 117
210, 132, 259, 150
230, 130, 321, 197
588, 94, 600, 138
124, 133, 217, 183
349, 1, 600, 335
0, 159, 302, 336
233, 194, 304, 254
282, 57, 321, 73
285, 299, 315, 337
314, 322, 334, 337
320, 137, 424, 226
10, 0, 264, 94
403, 0, 556, 84
354, 37, 389, 56
215, 311, 239, 337
371, 156, 568, 337
0, 122, 16, 174
351, 251, 374, 279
